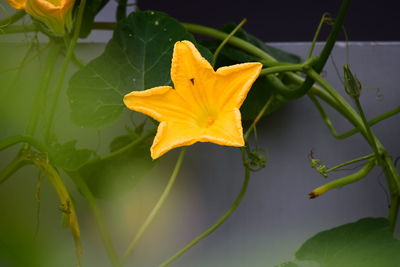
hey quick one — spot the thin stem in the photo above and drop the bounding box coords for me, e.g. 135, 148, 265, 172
0, 24, 36, 34
307, 13, 332, 59
160, 84, 274, 265
325, 154, 375, 173
244, 95, 275, 139
0, 10, 26, 27
159, 159, 250, 267
122, 147, 187, 263
0, 135, 47, 152
309, 159, 375, 198
0, 155, 26, 184
213, 18, 247, 63
183, 23, 277, 64
342, 105, 400, 137
353, 98, 381, 163
25, 41, 61, 138
44, 0, 87, 142
89, 129, 156, 164
69, 173, 121, 267
308, 73, 400, 227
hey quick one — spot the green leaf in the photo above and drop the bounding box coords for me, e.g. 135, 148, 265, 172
295, 217, 400, 267
68, 10, 212, 128
78, 132, 155, 198
49, 140, 94, 172
79, 0, 110, 38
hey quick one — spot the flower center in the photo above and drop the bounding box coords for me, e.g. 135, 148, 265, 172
206, 115, 215, 126
197, 110, 217, 128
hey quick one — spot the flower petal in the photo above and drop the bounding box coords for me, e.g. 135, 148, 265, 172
151, 121, 202, 159
123, 86, 197, 124
215, 62, 262, 111
201, 108, 244, 147
170, 41, 216, 109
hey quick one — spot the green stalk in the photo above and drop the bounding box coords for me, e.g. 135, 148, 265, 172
353, 99, 381, 163
244, 95, 275, 140
159, 86, 276, 266
0, 24, 36, 34
0, 135, 47, 152
122, 147, 187, 263
213, 18, 247, 63
307, 12, 332, 59
341, 105, 400, 138
44, 0, 87, 142
0, 155, 26, 184
307, 72, 400, 228
25, 41, 61, 138
309, 159, 375, 198
159, 160, 251, 267
325, 154, 375, 173
69, 173, 122, 267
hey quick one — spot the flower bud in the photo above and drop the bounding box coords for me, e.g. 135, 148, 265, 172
6, 0, 25, 10
6, 0, 75, 36
343, 64, 362, 99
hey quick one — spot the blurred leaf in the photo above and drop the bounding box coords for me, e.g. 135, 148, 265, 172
274, 262, 300, 267
79, 0, 110, 38
49, 140, 94, 172
295, 217, 400, 267
78, 132, 155, 198
68, 10, 212, 128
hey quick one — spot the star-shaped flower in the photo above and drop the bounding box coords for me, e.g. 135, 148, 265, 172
124, 40, 262, 159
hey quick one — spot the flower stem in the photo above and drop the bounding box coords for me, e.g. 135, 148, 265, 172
159, 159, 251, 267
353, 98, 381, 163
213, 18, 247, 63
325, 153, 375, 173
25, 41, 61, 139
122, 147, 187, 264
244, 95, 275, 140
0, 24, 36, 34
44, 0, 87, 142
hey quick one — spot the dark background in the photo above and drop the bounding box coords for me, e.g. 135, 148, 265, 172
138, 0, 399, 42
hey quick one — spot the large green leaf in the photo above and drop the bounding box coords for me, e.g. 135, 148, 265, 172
68, 11, 212, 128
295, 218, 400, 267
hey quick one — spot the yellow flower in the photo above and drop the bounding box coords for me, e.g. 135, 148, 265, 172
124, 40, 262, 159
6, 0, 74, 36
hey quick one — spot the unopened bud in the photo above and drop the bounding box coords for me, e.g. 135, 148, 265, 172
343, 64, 362, 98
